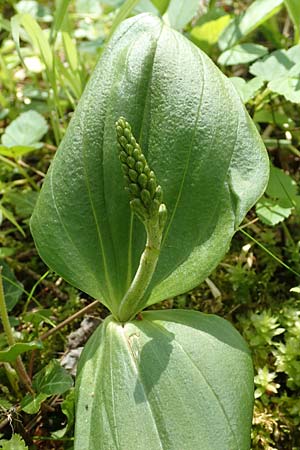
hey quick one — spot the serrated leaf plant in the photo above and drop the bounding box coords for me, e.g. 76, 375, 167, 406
30, 13, 269, 450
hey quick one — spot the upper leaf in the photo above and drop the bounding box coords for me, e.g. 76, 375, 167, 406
30, 14, 269, 316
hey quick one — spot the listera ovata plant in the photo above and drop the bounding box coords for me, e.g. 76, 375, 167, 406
30, 13, 269, 450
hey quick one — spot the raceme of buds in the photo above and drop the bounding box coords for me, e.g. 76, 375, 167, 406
116, 117, 167, 229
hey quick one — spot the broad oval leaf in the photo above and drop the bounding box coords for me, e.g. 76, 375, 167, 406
75, 310, 254, 450
30, 13, 269, 317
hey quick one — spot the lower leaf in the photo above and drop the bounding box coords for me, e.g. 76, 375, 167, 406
75, 310, 253, 450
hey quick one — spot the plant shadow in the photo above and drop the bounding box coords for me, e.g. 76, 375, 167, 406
133, 320, 174, 405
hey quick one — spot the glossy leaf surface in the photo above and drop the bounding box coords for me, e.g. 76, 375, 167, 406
75, 310, 254, 450
31, 14, 269, 317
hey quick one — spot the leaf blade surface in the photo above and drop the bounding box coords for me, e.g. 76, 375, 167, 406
75, 310, 254, 450
30, 14, 269, 316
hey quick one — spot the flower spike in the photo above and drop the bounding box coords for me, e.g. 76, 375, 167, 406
116, 117, 167, 230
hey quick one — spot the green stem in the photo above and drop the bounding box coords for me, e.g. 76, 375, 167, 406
0, 155, 38, 191
281, 221, 296, 248
115, 117, 167, 322
0, 269, 34, 394
3, 363, 21, 396
0, 269, 15, 347
117, 220, 162, 322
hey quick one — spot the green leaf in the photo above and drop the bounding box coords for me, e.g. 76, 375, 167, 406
250, 46, 300, 103
189, 12, 231, 53
0, 434, 28, 450
0, 398, 13, 410
21, 392, 48, 414
23, 308, 55, 328
163, 0, 200, 29
284, 0, 300, 41
1, 111, 48, 148
135, 0, 159, 15
1, 262, 23, 312
33, 359, 73, 395
0, 16, 11, 33
108, 0, 141, 39
0, 204, 26, 237
21, 360, 73, 414
290, 286, 300, 293
75, 311, 254, 450
0, 145, 41, 157
230, 76, 265, 103
15, 1, 52, 21
266, 164, 297, 205
52, 388, 75, 438
219, 0, 284, 51
0, 248, 15, 258
254, 108, 294, 127
0, 341, 42, 363
3, 191, 38, 219
11, 13, 54, 79
268, 62, 300, 103
218, 43, 268, 66
256, 197, 292, 226
30, 14, 269, 319
50, 0, 72, 43
256, 165, 297, 226
250, 45, 300, 81
151, 0, 170, 14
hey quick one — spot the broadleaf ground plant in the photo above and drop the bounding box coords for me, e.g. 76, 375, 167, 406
30, 13, 269, 450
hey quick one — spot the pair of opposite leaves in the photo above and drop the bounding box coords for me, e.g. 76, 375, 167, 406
30, 13, 269, 450
30, 13, 269, 320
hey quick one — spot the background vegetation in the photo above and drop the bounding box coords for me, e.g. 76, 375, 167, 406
0, 0, 299, 448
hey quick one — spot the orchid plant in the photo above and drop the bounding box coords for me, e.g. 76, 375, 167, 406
31, 13, 269, 450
